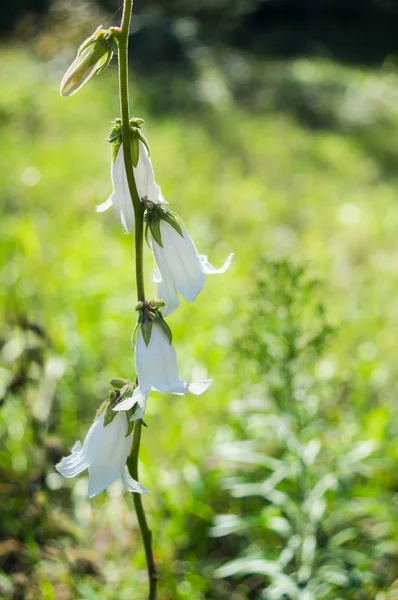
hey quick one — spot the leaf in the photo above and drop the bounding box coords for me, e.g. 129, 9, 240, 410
215, 556, 281, 579
210, 514, 247, 538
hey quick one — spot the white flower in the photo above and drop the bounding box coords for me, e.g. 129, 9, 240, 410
152, 221, 233, 316
132, 324, 212, 397
56, 411, 149, 498
97, 141, 163, 233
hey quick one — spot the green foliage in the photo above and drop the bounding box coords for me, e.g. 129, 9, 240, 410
212, 262, 398, 598
1, 45, 398, 599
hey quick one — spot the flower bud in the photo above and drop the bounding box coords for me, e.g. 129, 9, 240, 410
60, 26, 118, 97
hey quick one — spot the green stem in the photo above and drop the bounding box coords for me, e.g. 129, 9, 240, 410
128, 421, 158, 599
118, 0, 145, 302
117, 1, 157, 598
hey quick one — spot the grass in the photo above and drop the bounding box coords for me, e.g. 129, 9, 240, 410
1, 44, 398, 598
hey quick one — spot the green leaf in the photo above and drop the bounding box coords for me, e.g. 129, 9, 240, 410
141, 322, 153, 347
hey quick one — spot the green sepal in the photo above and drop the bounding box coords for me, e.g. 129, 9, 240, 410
154, 316, 173, 345
137, 130, 150, 157
150, 299, 165, 308
160, 209, 184, 238
125, 404, 139, 436
149, 211, 163, 248
144, 221, 152, 248
107, 119, 122, 143
119, 383, 136, 399
95, 398, 109, 419
111, 140, 121, 163
110, 378, 128, 389
95, 47, 113, 74
125, 413, 135, 437
77, 25, 103, 56
109, 389, 116, 401
131, 136, 139, 167
130, 117, 145, 127
103, 401, 118, 427
141, 321, 153, 347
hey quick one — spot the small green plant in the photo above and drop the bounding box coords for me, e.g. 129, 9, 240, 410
211, 261, 398, 599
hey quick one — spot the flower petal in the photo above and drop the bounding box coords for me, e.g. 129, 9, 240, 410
121, 467, 150, 494
135, 325, 184, 394
110, 147, 135, 233
96, 197, 112, 213
134, 141, 162, 202
156, 271, 180, 317
113, 390, 148, 418
56, 441, 89, 478
200, 252, 234, 275
187, 379, 213, 395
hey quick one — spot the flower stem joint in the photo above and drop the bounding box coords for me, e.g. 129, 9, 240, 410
60, 26, 119, 97
135, 300, 170, 347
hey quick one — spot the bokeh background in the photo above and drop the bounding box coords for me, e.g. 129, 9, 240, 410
2, 1, 398, 598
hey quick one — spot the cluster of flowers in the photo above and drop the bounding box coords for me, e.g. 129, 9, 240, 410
56, 115, 232, 497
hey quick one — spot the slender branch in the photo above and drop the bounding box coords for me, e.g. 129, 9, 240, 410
117, 1, 157, 598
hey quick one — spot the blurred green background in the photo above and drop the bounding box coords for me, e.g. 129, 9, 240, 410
1, 1, 398, 598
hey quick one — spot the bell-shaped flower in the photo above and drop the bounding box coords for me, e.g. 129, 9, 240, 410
60, 26, 117, 97
97, 141, 164, 233
133, 322, 212, 397
56, 410, 149, 498
152, 220, 233, 316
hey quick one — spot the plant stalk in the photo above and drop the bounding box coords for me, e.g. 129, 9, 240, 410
117, 1, 157, 598
118, 0, 145, 303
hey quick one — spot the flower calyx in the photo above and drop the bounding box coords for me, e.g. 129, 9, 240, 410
96, 379, 139, 433
60, 26, 119, 97
135, 299, 172, 347
107, 116, 150, 165
143, 201, 184, 248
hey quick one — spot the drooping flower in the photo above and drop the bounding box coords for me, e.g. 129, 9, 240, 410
132, 320, 212, 398
56, 410, 148, 498
151, 219, 233, 316
97, 140, 164, 233
60, 26, 117, 97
